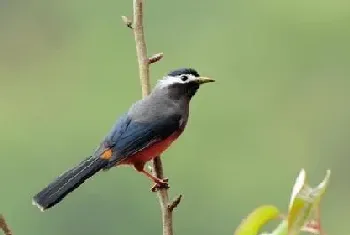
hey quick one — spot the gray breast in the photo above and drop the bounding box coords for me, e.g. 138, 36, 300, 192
128, 87, 190, 125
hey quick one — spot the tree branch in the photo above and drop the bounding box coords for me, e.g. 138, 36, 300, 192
0, 214, 13, 235
132, 0, 150, 98
149, 53, 164, 64
168, 195, 182, 212
123, 1, 181, 235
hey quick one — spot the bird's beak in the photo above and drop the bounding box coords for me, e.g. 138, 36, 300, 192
197, 76, 215, 85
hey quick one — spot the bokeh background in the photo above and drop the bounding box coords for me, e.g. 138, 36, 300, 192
1, 0, 349, 234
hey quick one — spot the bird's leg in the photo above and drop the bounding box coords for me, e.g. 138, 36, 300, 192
133, 162, 169, 192
141, 169, 169, 192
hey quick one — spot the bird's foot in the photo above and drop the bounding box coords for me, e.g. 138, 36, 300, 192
135, 166, 170, 192
151, 178, 169, 192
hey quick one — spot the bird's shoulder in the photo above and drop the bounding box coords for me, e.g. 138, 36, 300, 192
129, 93, 185, 122
103, 98, 182, 146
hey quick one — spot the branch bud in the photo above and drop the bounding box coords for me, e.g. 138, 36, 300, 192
121, 15, 133, 29
148, 53, 164, 64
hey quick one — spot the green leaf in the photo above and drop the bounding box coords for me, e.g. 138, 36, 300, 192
287, 169, 331, 235
234, 205, 280, 235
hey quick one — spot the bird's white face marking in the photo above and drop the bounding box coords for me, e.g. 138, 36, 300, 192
157, 74, 198, 88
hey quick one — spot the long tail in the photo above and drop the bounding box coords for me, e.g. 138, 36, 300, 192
32, 155, 108, 211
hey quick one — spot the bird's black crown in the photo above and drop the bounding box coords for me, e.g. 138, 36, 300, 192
167, 68, 200, 77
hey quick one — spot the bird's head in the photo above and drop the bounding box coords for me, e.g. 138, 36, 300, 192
155, 68, 215, 99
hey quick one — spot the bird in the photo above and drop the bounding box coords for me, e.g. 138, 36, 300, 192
32, 68, 214, 211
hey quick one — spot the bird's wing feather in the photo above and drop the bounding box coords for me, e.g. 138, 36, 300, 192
97, 112, 181, 167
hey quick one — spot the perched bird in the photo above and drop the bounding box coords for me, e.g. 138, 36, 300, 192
32, 68, 214, 211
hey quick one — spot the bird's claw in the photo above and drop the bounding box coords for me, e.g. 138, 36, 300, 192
151, 178, 169, 192
161, 178, 169, 183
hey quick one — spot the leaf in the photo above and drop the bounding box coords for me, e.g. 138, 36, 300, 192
234, 205, 280, 235
287, 169, 331, 235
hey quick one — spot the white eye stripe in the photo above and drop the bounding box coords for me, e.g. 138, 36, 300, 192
157, 74, 197, 88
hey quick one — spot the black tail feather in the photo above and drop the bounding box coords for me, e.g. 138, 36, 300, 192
32, 156, 108, 211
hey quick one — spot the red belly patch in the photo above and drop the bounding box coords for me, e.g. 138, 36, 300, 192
119, 132, 180, 165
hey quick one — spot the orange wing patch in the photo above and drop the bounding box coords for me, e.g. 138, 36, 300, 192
101, 149, 113, 160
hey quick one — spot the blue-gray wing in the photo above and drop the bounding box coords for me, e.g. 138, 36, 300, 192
98, 112, 181, 168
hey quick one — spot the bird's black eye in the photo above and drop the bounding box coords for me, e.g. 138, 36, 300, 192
181, 75, 188, 82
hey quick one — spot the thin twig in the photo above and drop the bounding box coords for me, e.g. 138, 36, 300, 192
149, 53, 164, 64
125, 1, 181, 235
0, 215, 13, 235
168, 195, 182, 212
132, 0, 151, 97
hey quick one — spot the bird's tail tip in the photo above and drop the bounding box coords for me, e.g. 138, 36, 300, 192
32, 198, 46, 212
31, 155, 108, 211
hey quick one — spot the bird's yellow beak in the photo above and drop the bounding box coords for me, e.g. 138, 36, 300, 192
197, 76, 215, 85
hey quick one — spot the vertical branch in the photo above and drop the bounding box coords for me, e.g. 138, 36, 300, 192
0, 215, 13, 235
132, 0, 151, 97
122, 1, 181, 235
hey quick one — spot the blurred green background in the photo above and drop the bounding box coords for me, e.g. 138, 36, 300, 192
1, 0, 349, 234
